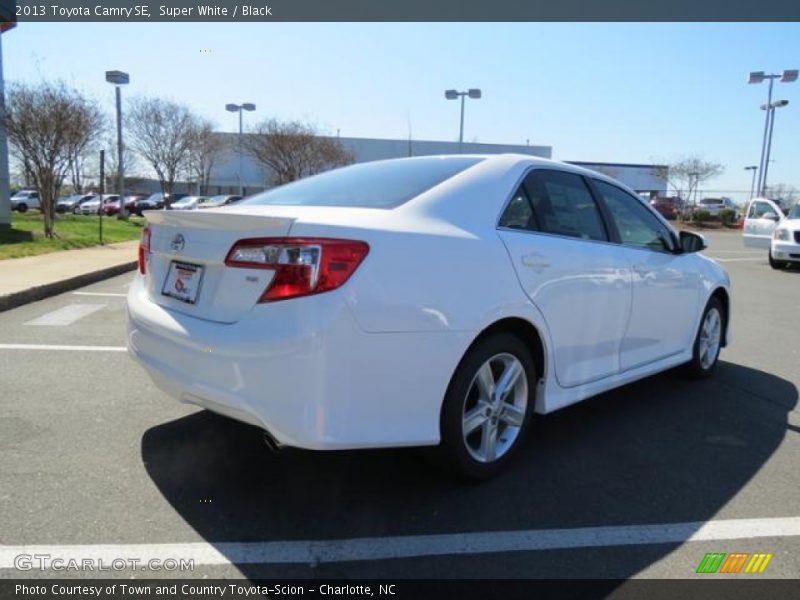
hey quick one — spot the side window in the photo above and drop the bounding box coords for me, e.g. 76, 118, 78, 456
749, 201, 773, 218
524, 170, 607, 241
593, 180, 673, 252
498, 186, 535, 230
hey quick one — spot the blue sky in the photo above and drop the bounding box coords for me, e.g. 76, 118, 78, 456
3, 22, 799, 202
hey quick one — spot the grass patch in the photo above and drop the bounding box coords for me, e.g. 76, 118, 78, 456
0, 212, 144, 260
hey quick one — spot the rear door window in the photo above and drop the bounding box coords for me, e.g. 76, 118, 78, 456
523, 170, 608, 241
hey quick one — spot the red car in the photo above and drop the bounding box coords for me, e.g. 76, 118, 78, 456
102, 196, 122, 216
650, 196, 682, 220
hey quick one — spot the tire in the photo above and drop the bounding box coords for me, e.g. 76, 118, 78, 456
769, 249, 788, 270
16, 203, 28, 213
683, 296, 725, 378
437, 332, 536, 480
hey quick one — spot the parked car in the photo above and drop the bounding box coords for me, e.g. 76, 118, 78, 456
80, 194, 119, 215
198, 195, 243, 208
743, 198, 800, 269
10, 190, 40, 212
128, 155, 731, 479
123, 194, 148, 213
170, 196, 207, 211
697, 197, 740, 219
102, 196, 123, 216
56, 193, 96, 214
649, 196, 682, 220
134, 193, 188, 215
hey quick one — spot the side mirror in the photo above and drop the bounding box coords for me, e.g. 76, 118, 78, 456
763, 212, 779, 221
680, 230, 707, 253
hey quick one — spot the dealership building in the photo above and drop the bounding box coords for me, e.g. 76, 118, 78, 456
203, 134, 668, 198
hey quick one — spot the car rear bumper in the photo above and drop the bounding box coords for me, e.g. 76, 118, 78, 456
127, 276, 465, 450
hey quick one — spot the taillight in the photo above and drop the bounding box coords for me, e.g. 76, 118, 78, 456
138, 225, 151, 275
225, 237, 369, 302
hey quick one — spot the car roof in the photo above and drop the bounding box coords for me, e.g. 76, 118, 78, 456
412, 153, 632, 184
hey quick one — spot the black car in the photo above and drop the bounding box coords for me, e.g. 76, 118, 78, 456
133, 193, 188, 215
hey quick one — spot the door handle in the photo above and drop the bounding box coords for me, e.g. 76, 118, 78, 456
522, 254, 550, 270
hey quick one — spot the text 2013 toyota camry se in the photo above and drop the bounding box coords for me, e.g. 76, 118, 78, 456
127, 154, 731, 478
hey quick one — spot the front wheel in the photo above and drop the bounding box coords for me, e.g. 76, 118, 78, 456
683, 297, 725, 378
438, 333, 536, 479
16, 203, 28, 213
769, 249, 788, 270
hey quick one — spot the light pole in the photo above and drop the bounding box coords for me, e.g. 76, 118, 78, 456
105, 70, 129, 219
444, 88, 481, 153
744, 165, 758, 201
225, 103, 256, 196
747, 69, 797, 197
760, 99, 789, 197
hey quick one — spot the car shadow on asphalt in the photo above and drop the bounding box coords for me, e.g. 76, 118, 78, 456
141, 360, 797, 579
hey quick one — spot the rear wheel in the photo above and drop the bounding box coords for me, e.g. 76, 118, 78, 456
438, 333, 536, 479
769, 249, 788, 270
683, 297, 724, 378
16, 203, 28, 213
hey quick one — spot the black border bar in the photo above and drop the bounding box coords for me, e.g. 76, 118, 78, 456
10, 0, 800, 22
3, 579, 799, 600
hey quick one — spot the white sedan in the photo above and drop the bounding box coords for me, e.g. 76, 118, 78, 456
168, 196, 207, 211
127, 155, 731, 478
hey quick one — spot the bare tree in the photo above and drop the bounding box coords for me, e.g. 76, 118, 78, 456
68, 150, 87, 194
662, 157, 724, 206
243, 119, 353, 186
3, 81, 104, 237
186, 120, 225, 194
764, 183, 798, 203
125, 97, 196, 208
102, 133, 142, 193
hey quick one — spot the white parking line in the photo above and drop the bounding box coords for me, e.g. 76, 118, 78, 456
1, 517, 798, 568
72, 292, 128, 298
708, 257, 765, 262
0, 344, 126, 352
24, 304, 106, 326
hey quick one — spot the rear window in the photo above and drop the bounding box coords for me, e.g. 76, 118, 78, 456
242, 157, 484, 209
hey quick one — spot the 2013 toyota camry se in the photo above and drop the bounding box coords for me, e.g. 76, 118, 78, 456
127, 154, 731, 478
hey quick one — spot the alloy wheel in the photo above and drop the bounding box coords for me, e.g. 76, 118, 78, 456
462, 353, 528, 463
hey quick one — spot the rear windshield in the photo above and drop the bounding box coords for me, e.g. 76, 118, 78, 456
242, 157, 484, 209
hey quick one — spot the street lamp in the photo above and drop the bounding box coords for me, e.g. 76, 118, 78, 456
444, 88, 481, 153
747, 69, 797, 196
744, 165, 758, 201
759, 99, 789, 197
225, 102, 256, 196
105, 70, 129, 219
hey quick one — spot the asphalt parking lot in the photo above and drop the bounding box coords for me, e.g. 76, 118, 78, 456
1, 229, 799, 582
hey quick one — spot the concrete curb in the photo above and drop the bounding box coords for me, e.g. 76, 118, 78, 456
0, 261, 137, 313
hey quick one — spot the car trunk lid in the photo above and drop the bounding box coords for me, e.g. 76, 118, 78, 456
143, 208, 296, 323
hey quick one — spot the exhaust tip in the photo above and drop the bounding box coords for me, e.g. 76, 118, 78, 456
263, 430, 284, 453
